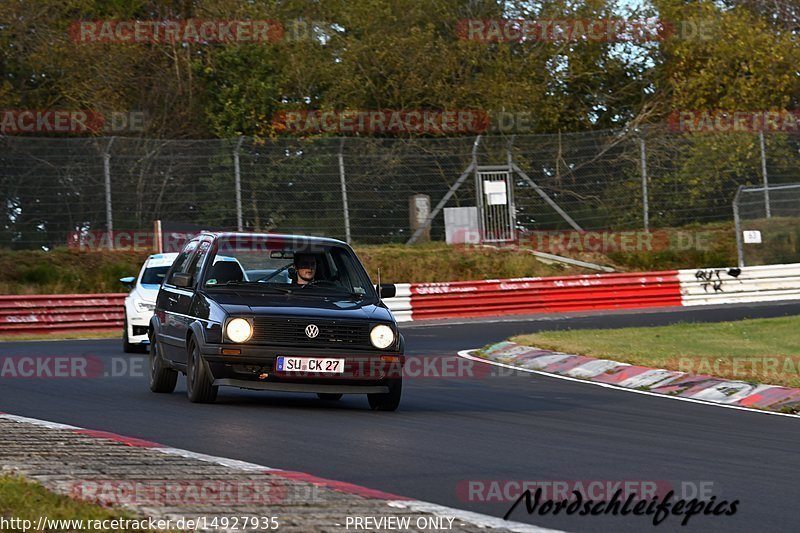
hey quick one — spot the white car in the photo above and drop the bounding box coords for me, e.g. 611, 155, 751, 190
120, 253, 179, 352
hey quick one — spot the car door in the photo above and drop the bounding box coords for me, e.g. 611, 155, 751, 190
158, 239, 199, 362
170, 238, 212, 365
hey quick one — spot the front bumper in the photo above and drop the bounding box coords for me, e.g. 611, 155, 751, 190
125, 303, 154, 345
212, 379, 390, 394
200, 343, 404, 392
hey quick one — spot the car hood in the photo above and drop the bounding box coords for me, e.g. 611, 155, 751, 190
203, 290, 394, 322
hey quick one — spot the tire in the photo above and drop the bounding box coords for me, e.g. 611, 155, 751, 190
123, 313, 136, 353
148, 335, 178, 393
367, 379, 402, 411
317, 393, 343, 401
186, 338, 218, 403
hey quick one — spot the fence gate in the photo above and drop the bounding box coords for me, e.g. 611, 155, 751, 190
476, 165, 516, 243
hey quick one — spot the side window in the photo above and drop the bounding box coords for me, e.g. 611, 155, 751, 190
188, 240, 211, 286
166, 240, 198, 284
331, 249, 357, 292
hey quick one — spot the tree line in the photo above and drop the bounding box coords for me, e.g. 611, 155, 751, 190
1, 0, 798, 139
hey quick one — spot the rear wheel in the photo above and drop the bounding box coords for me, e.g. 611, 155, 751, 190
148, 335, 178, 393
367, 379, 402, 411
317, 393, 343, 401
186, 338, 218, 403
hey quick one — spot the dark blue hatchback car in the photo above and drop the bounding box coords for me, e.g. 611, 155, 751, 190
149, 232, 404, 410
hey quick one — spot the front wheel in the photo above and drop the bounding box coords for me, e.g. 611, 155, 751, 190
186, 338, 218, 403
148, 335, 178, 393
367, 379, 402, 411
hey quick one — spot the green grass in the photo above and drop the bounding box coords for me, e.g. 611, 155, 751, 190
512, 315, 800, 388
0, 248, 151, 295
355, 242, 580, 283
0, 475, 162, 532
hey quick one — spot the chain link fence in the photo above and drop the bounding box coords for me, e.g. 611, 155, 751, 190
2, 127, 799, 250
734, 183, 800, 267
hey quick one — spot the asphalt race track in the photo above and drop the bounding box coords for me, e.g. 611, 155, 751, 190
2, 301, 800, 533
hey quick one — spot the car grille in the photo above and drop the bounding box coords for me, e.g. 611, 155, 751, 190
250, 317, 371, 348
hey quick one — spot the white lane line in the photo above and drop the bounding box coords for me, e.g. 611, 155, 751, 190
458, 350, 800, 420
0, 413, 81, 430
0, 411, 567, 533
155, 447, 275, 472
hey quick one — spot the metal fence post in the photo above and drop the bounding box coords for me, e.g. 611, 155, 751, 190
759, 131, 770, 218
234, 136, 244, 231
640, 136, 649, 231
338, 138, 352, 244
507, 135, 517, 241
406, 135, 481, 245
103, 137, 115, 249
733, 186, 744, 268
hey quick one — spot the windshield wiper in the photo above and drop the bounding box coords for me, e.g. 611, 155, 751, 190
206, 281, 292, 293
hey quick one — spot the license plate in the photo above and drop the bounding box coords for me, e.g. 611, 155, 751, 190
276, 356, 345, 373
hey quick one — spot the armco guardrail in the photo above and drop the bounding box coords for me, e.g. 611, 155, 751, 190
0, 294, 125, 335
680, 263, 800, 306
407, 272, 682, 321
4, 263, 800, 334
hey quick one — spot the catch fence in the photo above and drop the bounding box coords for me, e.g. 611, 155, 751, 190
2, 127, 799, 250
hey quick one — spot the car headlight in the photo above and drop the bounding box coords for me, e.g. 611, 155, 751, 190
226, 318, 253, 343
134, 299, 156, 313
370, 324, 395, 349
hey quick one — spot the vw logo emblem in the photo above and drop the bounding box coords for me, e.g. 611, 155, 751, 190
305, 324, 319, 338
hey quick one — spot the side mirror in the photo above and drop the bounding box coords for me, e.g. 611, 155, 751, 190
172, 272, 193, 288
378, 283, 396, 299
119, 276, 135, 290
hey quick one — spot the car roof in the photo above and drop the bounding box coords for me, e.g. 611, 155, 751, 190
200, 232, 348, 247
145, 252, 179, 267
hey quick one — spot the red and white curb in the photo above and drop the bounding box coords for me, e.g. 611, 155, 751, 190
0, 412, 564, 533
459, 344, 800, 419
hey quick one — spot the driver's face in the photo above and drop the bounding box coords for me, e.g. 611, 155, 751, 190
295, 258, 316, 284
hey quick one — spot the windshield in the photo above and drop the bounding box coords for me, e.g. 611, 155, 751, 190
140, 266, 169, 286
203, 238, 375, 299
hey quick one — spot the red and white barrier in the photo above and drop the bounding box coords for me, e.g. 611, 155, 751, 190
679, 264, 800, 306
407, 271, 681, 321
3, 263, 800, 333
0, 294, 125, 335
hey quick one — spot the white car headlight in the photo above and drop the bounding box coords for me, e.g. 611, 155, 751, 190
370, 324, 395, 349
134, 299, 156, 313
226, 318, 253, 343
